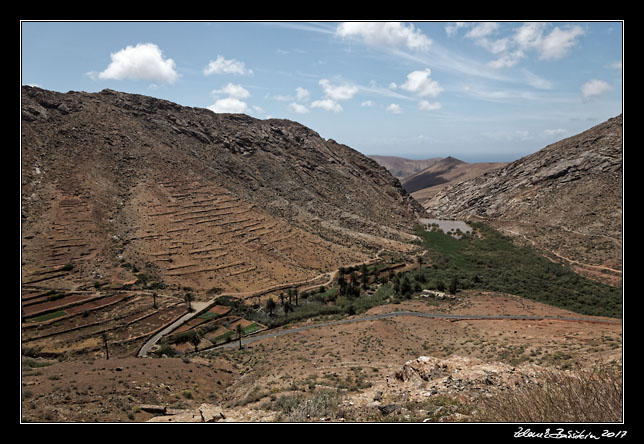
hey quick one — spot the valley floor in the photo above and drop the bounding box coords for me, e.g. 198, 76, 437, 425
21, 290, 622, 423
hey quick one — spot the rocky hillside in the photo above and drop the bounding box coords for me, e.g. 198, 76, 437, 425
21, 86, 422, 293
401, 156, 507, 204
425, 115, 622, 284
369, 155, 442, 180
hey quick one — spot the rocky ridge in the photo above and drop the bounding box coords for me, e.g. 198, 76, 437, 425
21, 86, 423, 292
424, 115, 623, 283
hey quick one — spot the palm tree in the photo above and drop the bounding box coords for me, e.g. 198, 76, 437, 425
189, 330, 202, 353
361, 263, 369, 290
266, 297, 276, 316
184, 292, 194, 312
236, 324, 244, 350
101, 333, 109, 360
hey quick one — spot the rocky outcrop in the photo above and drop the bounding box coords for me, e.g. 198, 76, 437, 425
146, 403, 274, 422
424, 115, 623, 282
391, 355, 539, 397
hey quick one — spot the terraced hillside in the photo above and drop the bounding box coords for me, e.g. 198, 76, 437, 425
21, 86, 422, 297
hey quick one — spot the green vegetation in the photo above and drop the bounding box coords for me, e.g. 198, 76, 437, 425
200, 222, 620, 347
198, 312, 220, 320
29, 310, 67, 323
413, 222, 621, 318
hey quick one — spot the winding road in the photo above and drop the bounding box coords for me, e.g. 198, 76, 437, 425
137, 249, 394, 357
205, 310, 621, 352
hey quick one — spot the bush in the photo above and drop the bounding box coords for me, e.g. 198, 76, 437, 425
473, 363, 622, 422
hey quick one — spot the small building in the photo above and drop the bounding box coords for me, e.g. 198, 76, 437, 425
420, 289, 455, 300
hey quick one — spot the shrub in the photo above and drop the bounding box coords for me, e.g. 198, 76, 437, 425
473, 363, 622, 422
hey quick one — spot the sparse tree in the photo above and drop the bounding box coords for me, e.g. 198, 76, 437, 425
449, 277, 458, 295
189, 330, 202, 353
266, 297, 276, 316
102, 333, 109, 360
153, 292, 158, 309
360, 264, 369, 290
392, 275, 401, 296
400, 275, 412, 298
236, 324, 244, 350
350, 271, 358, 288
279, 292, 285, 306
417, 255, 424, 271
184, 292, 194, 312
283, 301, 294, 319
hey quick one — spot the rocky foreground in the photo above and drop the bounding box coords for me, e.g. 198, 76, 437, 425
145, 355, 546, 422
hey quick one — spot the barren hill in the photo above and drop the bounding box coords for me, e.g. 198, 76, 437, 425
425, 115, 623, 284
369, 155, 442, 180
21, 86, 422, 294
401, 156, 507, 204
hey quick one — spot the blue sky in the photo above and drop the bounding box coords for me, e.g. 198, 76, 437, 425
21, 21, 623, 162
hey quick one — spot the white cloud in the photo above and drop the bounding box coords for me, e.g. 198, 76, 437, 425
610, 60, 622, 72
288, 102, 310, 114
482, 23, 585, 70
295, 87, 310, 102
207, 97, 248, 113
488, 52, 523, 69
203, 55, 252, 75
311, 99, 343, 112
97, 43, 179, 84
211, 83, 250, 99
513, 23, 584, 61
465, 22, 499, 39
581, 79, 613, 98
538, 26, 585, 60
465, 23, 511, 56
361, 100, 375, 107
336, 22, 431, 51
386, 103, 402, 114
482, 129, 533, 142
522, 69, 554, 90
445, 22, 466, 37
418, 100, 442, 111
319, 79, 359, 101
400, 69, 443, 98
544, 128, 568, 136
513, 22, 546, 51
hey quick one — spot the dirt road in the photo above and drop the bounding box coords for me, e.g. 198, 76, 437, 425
206, 310, 621, 352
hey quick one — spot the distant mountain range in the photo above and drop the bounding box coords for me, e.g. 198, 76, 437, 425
370, 155, 507, 205
368, 155, 442, 180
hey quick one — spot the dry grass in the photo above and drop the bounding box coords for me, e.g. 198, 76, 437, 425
474, 363, 622, 422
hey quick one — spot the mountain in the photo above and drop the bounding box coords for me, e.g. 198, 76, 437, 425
21, 86, 423, 294
369, 155, 442, 180
401, 156, 507, 204
424, 115, 623, 285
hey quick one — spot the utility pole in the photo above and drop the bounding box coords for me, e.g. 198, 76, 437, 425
102, 333, 109, 360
